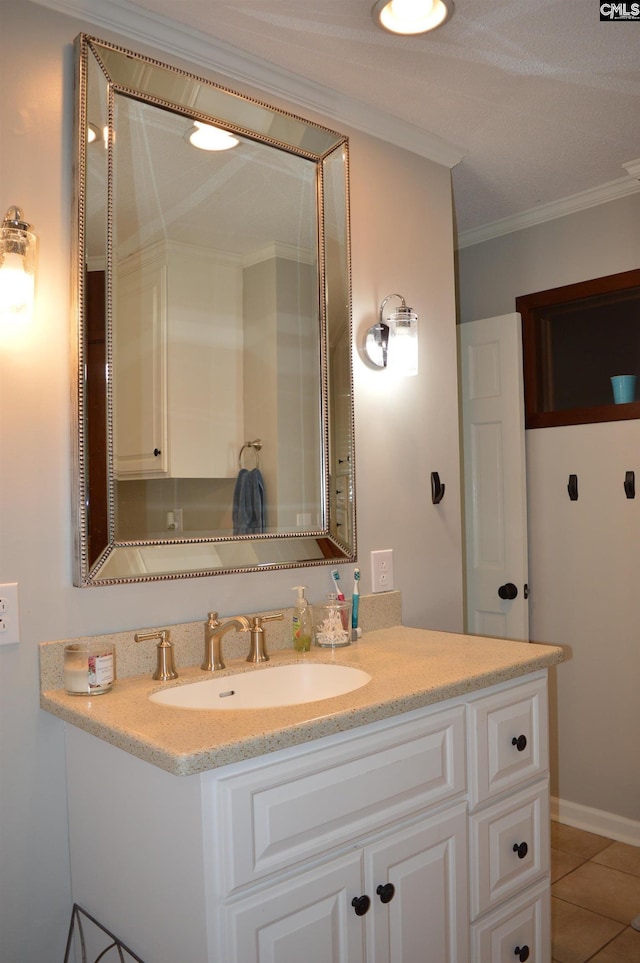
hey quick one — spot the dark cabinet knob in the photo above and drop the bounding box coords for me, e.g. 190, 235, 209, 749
515, 945, 530, 962
498, 582, 518, 600
512, 734, 527, 752
153, 448, 162, 457
351, 895, 371, 917
513, 841, 529, 859
376, 883, 395, 904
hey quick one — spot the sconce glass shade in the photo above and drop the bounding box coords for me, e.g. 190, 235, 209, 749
0, 206, 37, 323
372, 0, 454, 35
388, 303, 419, 376
363, 294, 419, 376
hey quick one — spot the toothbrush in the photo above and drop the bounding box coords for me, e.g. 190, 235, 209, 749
351, 568, 360, 633
330, 569, 349, 632
330, 569, 345, 601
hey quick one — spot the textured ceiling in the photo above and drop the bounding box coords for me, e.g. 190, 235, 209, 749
103, 0, 639, 236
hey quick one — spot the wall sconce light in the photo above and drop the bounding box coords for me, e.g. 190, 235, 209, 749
0, 206, 37, 324
363, 293, 419, 376
372, 0, 454, 35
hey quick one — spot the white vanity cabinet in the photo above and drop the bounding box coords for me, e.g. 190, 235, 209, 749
113, 240, 243, 479
63, 671, 552, 963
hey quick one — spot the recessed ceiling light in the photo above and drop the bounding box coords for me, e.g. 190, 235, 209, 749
372, 0, 454, 35
185, 121, 239, 152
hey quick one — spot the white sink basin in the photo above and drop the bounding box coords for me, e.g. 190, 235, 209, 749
149, 662, 371, 710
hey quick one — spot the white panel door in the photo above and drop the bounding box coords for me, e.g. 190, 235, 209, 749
459, 314, 529, 641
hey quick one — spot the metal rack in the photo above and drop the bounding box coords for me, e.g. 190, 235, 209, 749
64, 904, 145, 963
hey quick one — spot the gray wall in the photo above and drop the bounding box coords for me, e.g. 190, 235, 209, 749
0, 2, 462, 958
457, 192, 640, 324
457, 192, 640, 835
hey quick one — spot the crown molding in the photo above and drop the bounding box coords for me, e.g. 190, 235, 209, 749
30, 0, 465, 169
456, 174, 640, 250
622, 157, 640, 180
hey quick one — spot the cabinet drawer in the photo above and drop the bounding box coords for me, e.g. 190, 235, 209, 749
214, 705, 466, 892
468, 676, 548, 808
471, 877, 550, 963
469, 780, 549, 919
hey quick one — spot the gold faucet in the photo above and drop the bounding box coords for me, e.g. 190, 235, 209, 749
203, 611, 283, 670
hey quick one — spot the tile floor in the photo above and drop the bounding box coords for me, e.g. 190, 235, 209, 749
551, 822, 640, 962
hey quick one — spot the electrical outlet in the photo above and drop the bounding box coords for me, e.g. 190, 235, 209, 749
371, 549, 394, 593
0, 582, 20, 646
166, 508, 183, 532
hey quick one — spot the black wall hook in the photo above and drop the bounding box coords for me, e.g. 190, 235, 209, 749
567, 474, 578, 501
624, 470, 635, 499
431, 472, 445, 505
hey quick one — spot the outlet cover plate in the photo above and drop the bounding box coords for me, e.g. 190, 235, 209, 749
371, 549, 394, 593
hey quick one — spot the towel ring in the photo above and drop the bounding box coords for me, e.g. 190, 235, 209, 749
238, 439, 262, 469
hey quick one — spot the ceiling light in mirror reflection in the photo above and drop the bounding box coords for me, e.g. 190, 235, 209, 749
186, 122, 240, 152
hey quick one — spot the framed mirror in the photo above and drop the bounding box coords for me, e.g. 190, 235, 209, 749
72, 35, 355, 585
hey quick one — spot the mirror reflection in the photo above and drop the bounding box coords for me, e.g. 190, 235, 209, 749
74, 35, 355, 584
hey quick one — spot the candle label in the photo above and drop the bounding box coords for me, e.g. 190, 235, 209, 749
89, 652, 114, 689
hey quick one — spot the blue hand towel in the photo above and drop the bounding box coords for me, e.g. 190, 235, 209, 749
233, 468, 265, 534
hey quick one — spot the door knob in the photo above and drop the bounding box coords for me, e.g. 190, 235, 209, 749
498, 582, 518, 600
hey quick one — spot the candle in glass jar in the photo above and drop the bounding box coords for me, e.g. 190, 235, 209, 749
64, 641, 115, 695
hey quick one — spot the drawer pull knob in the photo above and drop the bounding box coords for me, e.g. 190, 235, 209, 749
351, 895, 371, 917
376, 883, 396, 904
514, 946, 530, 962
513, 841, 529, 859
512, 734, 527, 752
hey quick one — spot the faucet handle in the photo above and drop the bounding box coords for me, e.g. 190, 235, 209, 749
251, 613, 284, 628
246, 613, 283, 664
135, 630, 178, 682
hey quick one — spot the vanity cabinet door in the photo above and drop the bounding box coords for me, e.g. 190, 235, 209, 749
224, 851, 364, 963
364, 804, 469, 963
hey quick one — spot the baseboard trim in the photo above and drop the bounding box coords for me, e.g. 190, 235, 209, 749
551, 796, 640, 846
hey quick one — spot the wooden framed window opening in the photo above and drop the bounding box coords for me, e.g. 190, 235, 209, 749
517, 268, 640, 429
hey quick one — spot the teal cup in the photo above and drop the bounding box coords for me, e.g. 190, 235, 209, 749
610, 375, 636, 404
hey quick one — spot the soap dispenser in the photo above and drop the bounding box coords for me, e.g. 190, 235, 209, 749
291, 586, 312, 652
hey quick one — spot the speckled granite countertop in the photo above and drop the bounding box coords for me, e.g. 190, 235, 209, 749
40, 626, 563, 776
